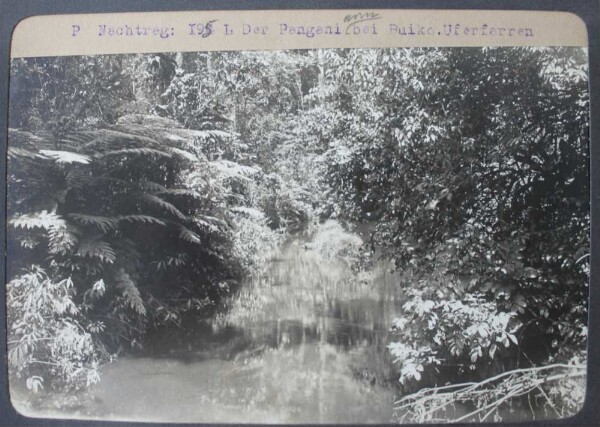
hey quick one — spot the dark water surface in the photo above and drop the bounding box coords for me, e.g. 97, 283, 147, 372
27, 240, 405, 423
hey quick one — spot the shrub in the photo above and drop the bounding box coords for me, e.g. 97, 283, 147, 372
230, 208, 284, 277
7, 267, 102, 392
389, 288, 521, 386
308, 220, 363, 263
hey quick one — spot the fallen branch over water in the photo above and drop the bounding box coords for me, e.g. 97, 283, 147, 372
394, 363, 586, 423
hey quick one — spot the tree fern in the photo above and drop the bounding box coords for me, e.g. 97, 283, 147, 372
8, 112, 248, 391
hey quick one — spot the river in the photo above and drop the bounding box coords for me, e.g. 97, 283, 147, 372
18, 237, 405, 423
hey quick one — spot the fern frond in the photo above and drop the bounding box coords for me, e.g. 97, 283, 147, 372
60, 131, 100, 146
115, 269, 146, 316
116, 114, 181, 129
155, 253, 188, 271
114, 115, 230, 143
166, 147, 197, 162
195, 214, 228, 231
189, 129, 232, 141
156, 188, 201, 198
76, 236, 116, 263
138, 181, 168, 192
7, 147, 44, 159
141, 194, 187, 221
19, 235, 41, 249
69, 214, 118, 233
111, 238, 142, 268
48, 223, 79, 255
178, 226, 202, 245
65, 169, 93, 190
81, 129, 162, 152
39, 150, 91, 164
10, 211, 66, 230
118, 215, 166, 226
8, 128, 47, 148
97, 148, 172, 159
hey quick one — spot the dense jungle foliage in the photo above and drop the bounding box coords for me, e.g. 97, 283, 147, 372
7, 47, 589, 421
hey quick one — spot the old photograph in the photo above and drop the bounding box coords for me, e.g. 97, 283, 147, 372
6, 47, 589, 423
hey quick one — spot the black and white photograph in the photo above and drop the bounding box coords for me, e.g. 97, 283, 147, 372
6, 46, 590, 423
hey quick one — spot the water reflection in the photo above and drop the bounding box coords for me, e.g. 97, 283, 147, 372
82, 239, 404, 423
